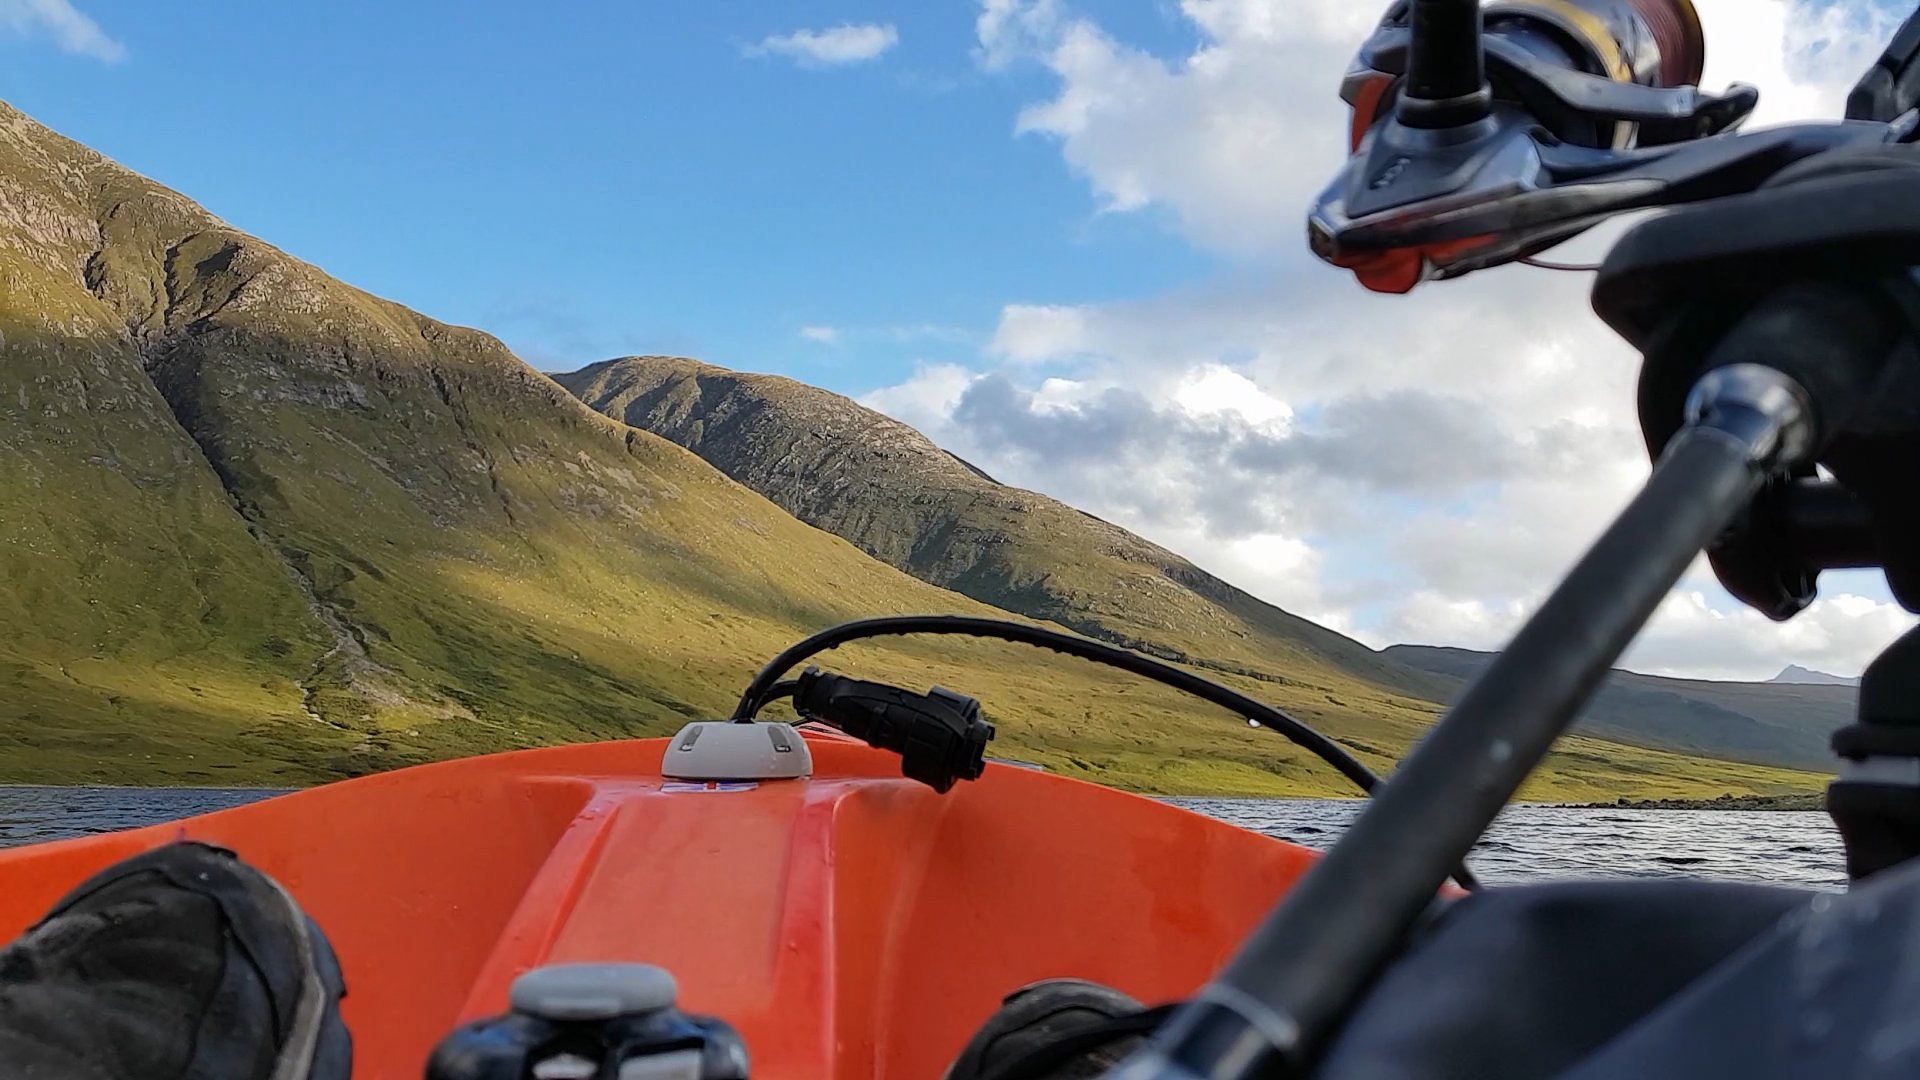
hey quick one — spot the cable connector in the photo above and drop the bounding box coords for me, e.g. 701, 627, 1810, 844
792, 668, 995, 793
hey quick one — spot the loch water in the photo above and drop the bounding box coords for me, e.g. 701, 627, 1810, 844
0, 787, 1845, 889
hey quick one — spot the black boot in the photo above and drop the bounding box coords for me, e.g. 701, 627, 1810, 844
0, 841, 349, 1079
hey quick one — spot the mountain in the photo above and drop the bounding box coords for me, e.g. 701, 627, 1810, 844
0, 102, 1244, 789
1387, 645, 1853, 771
1772, 664, 1860, 687
556, 356, 1442, 699
0, 101, 1826, 800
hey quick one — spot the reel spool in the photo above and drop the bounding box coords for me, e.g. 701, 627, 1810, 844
1346, 0, 1708, 150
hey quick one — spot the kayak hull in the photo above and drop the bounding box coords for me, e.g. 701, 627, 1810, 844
0, 732, 1319, 1077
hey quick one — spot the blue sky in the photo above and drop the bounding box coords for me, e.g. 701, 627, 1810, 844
5, 0, 1914, 679
0, 1, 1211, 387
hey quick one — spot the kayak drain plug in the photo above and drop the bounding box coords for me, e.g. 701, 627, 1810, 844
793, 668, 995, 793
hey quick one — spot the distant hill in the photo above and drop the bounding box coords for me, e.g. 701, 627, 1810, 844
1773, 664, 1860, 687
1387, 645, 1851, 772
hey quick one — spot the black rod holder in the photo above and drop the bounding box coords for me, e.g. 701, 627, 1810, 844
1113, 364, 1816, 1079
1829, 626, 1920, 880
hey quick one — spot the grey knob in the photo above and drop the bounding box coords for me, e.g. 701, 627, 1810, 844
510, 963, 678, 1021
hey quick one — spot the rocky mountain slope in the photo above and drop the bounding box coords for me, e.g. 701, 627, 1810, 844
0, 101, 1824, 799
557, 356, 1444, 699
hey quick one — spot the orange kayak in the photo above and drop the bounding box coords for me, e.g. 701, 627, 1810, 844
0, 726, 1317, 1078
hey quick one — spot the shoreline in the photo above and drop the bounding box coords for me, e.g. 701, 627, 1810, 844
0, 783, 1830, 810
0, 783, 297, 792
1573, 792, 1824, 812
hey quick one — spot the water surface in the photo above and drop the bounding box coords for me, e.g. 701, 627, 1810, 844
1170, 797, 1845, 889
0, 786, 289, 848
0, 787, 1845, 890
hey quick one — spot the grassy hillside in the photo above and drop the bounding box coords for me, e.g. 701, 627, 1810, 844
0, 102, 1825, 800
1388, 645, 1851, 772
0, 107, 340, 781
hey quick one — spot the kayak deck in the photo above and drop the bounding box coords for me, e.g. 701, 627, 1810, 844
0, 731, 1318, 1077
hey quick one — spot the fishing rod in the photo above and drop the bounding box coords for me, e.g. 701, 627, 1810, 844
1117, 1, 1920, 1076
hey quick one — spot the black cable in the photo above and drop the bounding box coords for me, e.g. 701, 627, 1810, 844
756, 679, 801, 710
735, 616, 1375, 790
733, 615, 1479, 890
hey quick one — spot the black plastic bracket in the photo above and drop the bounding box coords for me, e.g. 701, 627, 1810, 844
791, 668, 995, 793
1848, 5, 1920, 123
1708, 478, 1879, 620
1830, 626, 1920, 882
1593, 165, 1920, 359
1592, 155, 1920, 614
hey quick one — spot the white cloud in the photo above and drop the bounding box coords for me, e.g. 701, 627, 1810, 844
0, 0, 124, 62
1693, 0, 1904, 126
1173, 364, 1293, 427
877, 0, 1919, 681
1385, 592, 1531, 653
990, 303, 1091, 362
975, 0, 1063, 71
799, 323, 975, 348
1374, 576, 1912, 683
1622, 586, 1914, 681
984, 0, 1378, 258
747, 23, 898, 67
1141, 521, 1358, 633
860, 363, 980, 432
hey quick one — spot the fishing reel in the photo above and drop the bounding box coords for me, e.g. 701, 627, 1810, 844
1307, 0, 1917, 293
1342, 0, 1725, 151
1313, 0, 1920, 654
